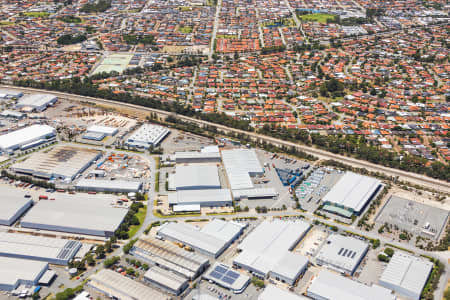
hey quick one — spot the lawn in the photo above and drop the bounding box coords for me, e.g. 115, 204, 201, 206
127, 205, 147, 238
0, 21, 13, 26
23, 11, 50, 18
300, 13, 335, 23
179, 26, 193, 34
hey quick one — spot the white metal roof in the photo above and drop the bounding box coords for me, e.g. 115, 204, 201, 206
126, 124, 169, 147
0, 256, 48, 288
173, 204, 201, 212
308, 270, 395, 300
175, 165, 221, 190
144, 266, 188, 291
86, 125, 118, 135
0, 193, 32, 225
232, 188, 277, 199
316, 234, 368, 273
234, 219, 310, 276
379, 252, 433, 299
270, 252, 308, 281
175, 151, 221, 160
259, 285, 309, 300
16, 93, 56, 108
168, 189, 232, 205
322, 172, 381, 212
0, 124, 55, 150
75, 179, 142, 192
221, 149, 263, 191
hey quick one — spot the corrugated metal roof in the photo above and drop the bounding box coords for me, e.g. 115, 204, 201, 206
221, 149, 263, 191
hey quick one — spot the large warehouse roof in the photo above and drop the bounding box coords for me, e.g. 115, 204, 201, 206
88, 269, 166, 300
144, 266, 188, 294
0, 124, 55, 151
75, 179, 142, 193
168, 189, 232, 206
175, 151, 221, 162
12, 145, 101, 180
203, 263, 250, 293
86, 125, 118, 136
259, 285, 309, 300
125, 124, 170, 148
234, 219, 310, 276
175, 165, 221, 190
158, 219, 245, 257
0, 232, 81, 265
0, 257, 48, 291
316, 234, 368, 275
221, 149, 264, 191
0, 193, 32, 226
16, 93, 56, 109
322, 172, 381, 213
307, 270, 395, 300
379, 252, 433, 300
21, 196, 128, 237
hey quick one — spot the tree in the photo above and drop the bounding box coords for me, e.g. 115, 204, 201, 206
384, 247, 394, 257
85, 254, 95, 266
95, 245, 105, 259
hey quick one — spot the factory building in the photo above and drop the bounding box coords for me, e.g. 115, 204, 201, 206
16, 93, 57, 112
158, 219, 246, 258
124, 124, 170, 149
0, 196, 32, 226
222, 149, 264, 191
175, 165, 221, 191
233, 219, 310, 285
0, 124, 56, 153
203, 263, 250, 294
232, 188, 278, 200
0, 110, 26, 119
130, 236, 209, 280
83, 125, 118, 141
0, 257, 49, 291
144, 266, 189, 295
175, 151, 221, 164
21, 197, 128, 237
88, 269, 167, 300
379, 252, 433, 300
307, 270, 395, 300
315, 235, 369, 275
0, 89, 23, 99
75, 179, 142, 193
322, 172, 382, 217
168, 189, 232, 208
0, 232, 81, 265
259, 285, 310, 300
12, 145, 101, 181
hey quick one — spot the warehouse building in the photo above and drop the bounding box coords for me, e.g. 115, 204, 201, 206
0, 195, 32, 226
379, 252, 433, 300
130, 236, 209, 280
0, 110, 26, 119
322, 172, 382, 217
88, 269, 167, 300
158, 219, 246, 258
0, 89, 23, 99
315, 234, 369, 275
259, 285, 310, 300
144, 266, 189, 295
16, 93, 57, 112
175, 165, 221, 190
75, 179, 142, 193
232, 188, 278, 200
307, 270, 395, 300
168, 189, 232, 208
0, 124, 56, 153
0, 257, 49, 291
203, 263, 250, 294
12, 145, 101, 181
83, 125, 118, 141
21, 197, 128, 237
175, 151, 221, 164
222, 149, 264, 196
0, 232, 81, 265
233, 219, 310, 284
124, 124, 170, 149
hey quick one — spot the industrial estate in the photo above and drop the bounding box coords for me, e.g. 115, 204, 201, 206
0, 0, 449, 299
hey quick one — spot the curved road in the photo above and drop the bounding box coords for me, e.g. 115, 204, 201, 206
2, 84, 449, 193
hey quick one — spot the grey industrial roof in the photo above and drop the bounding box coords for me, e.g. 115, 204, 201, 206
158, 219, 245, 256
316, 235, 368, 273
259, 285, 309, 300
234, 219, 310, 276
203, 263, 250, 292
0, 124, 55, 150
308, 270, 395, 300
144, 266, 188, 291
0, 192, 32, 225
270, 252, 308, 280
21, 196, 128, 236
221, 149, 263, 190
126, 124, 169, 146
168, 189, 232, 205
232, 188, 277, 199
322, 172, 381, 212
88, 269, 166, 300
75, 179, 142, 192
0, 256, 48, 289
133, 236, 208, 279
16, 93, 56, 108
0, 232, 81, 264
12, 145, 100, 180
175, 165, 221, 190
86, 125, 118, 135
175, 151, 221, 160
379, 252, 433, 299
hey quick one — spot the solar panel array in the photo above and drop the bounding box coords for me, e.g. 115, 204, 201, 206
338, 247, 357, 259
57, 240, 81, 259
209, 265, 240, 286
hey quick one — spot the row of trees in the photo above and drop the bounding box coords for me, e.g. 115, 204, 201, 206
80, 0, 111, 13
57, 34, 87, 45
